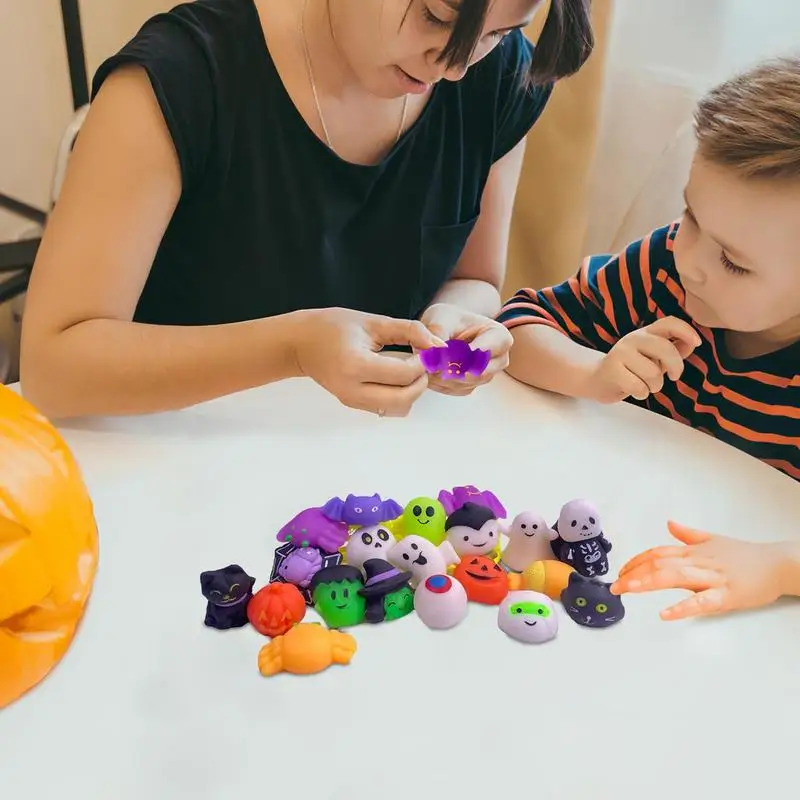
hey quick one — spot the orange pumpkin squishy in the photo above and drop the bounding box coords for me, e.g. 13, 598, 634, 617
0, 386, 99, 709
247, 582, 306, 637
521, 560, 575, 600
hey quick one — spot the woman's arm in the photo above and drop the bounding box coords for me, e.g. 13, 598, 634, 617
20, 66, 302, 418
426, 140, 528, 319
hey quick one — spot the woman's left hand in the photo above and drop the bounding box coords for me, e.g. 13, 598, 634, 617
418, 303, 512, 396
611, 520, 787, 620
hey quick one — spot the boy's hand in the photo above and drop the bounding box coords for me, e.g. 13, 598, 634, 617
611, 521, 787, 620
584, 316, 701, 403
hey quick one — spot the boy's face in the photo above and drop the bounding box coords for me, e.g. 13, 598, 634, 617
673, 155, 800, 335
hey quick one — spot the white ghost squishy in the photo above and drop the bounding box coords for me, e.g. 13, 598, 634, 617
388, 535, 460, 587
498, 590, 559, 644
500, 511, 557, 572
345, 524, 397, 571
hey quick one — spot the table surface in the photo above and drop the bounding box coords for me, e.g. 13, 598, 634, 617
2, 374, 799, 800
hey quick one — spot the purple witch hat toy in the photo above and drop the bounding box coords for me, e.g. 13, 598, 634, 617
419, 339, 491, 381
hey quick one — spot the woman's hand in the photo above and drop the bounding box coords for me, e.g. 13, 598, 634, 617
611, 520, 788, 620
291, 307, 444, 417
418, 303, 512, 396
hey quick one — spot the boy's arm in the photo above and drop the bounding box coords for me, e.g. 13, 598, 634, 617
778, 541, 800, 597
498, 228, 672, 397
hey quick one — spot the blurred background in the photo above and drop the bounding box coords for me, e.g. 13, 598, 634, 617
1, 0, 799, 383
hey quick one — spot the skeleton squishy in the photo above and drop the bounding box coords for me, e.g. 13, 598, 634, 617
551, 499, 612, 578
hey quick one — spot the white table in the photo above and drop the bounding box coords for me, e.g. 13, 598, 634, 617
2, 374, 799, 800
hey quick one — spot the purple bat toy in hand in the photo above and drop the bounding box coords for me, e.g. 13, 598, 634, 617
418, 339, 491, 381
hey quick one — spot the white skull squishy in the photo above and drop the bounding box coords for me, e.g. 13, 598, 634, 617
345, 524, 397, 571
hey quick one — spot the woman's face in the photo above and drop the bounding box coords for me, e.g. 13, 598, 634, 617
329, 0, 541, 99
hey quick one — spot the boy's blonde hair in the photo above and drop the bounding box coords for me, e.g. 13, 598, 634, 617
694, 56, 800, 180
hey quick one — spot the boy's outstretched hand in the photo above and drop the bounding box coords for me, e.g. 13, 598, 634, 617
585, 316, 702, 403
611, 521, 788, 620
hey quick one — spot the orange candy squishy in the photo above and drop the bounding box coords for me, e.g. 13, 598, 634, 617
521, 560, 575, 600
0, 386, 99, 709
258, 623, 357, 676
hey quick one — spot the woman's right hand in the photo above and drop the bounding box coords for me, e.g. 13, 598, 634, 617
291, 308, 445, 417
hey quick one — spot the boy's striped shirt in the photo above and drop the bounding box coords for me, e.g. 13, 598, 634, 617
497, 223, 800, 481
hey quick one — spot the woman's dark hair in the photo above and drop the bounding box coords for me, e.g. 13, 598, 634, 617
439, 0, 594, 85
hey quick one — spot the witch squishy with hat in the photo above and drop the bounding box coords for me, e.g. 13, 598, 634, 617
358, 559, 415, 623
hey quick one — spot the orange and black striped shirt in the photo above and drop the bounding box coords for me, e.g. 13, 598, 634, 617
497, 223, 800, 481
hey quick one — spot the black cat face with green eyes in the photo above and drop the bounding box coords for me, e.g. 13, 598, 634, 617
561, 572, 624, 628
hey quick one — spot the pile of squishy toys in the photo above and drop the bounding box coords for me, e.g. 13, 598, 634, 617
199, 486, 625, 678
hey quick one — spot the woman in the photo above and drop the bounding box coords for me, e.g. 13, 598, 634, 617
20, 0, 593, 418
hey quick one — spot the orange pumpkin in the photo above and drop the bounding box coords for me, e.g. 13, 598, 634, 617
247, 582, 306, 637
0, 386, 99, 709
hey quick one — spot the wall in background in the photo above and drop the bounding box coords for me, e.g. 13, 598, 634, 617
583, 0, 800, 257
1, 1, 800, 380
0, 0, 172, 380
0, 0, 172, 240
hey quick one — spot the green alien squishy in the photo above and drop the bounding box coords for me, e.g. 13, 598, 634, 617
310, 565, 366, 628
402, 497, 447, 545
359, 559, 415, 623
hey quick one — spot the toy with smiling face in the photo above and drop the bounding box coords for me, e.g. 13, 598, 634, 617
387, 535, 460, 588
321, 494, 403, 527
453, 556, 510, 605
561, 572, 625, 628
445, 502, 501, 558
498, 591, 559, 644
358, 559, 414, 623
345, 524, 397, 570
551, 499, 612, 578
500, 511, 557, 573
309, 565, 366, 628
401, 497, 447, 545
199, 565, 256, 629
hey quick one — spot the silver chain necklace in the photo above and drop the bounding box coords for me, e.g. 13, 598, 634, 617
300, 0, 409, 152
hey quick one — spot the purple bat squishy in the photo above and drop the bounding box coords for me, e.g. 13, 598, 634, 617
419, 339, 491, 380
437, 485, 507, 518
277, 507, 349, 554
321, 493, 403, 526
278, 546, 324, 588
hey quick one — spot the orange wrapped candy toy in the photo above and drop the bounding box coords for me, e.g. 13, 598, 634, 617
0, 386, 99, 709
521, 560, 575, 600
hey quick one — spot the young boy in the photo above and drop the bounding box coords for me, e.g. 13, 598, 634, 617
498, 57, 800, 621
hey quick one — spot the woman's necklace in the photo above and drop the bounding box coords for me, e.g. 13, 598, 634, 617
300, 0, 408, 153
